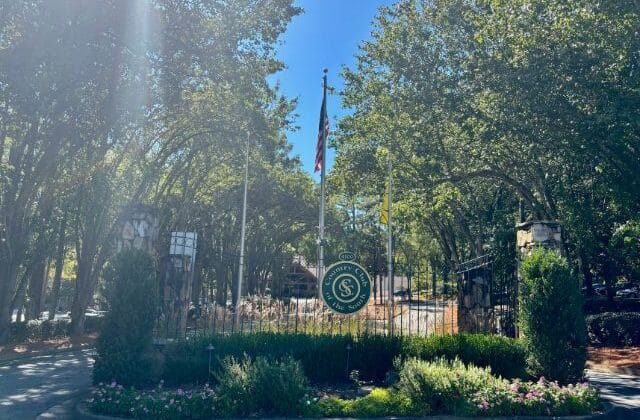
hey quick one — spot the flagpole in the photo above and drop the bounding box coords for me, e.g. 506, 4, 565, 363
235, 133, 250, 329
387, 152, 394, 335
318, 69, 328, 296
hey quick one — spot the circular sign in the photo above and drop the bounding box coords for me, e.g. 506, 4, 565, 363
321, 261, 371, 314
338, 251, 356, 261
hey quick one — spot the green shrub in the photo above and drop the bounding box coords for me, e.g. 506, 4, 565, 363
9, 319, 71, 342
213, 357, 255, 416
92, 249, 161, 387
161, 332, 526, 386
344, 388, 413, 417
586, 312, 640, 347
519, 249, 587, 384
304, 388, 414, 418
84, 315, 104, 332
396, 357, 494, 415
214, 356, 308, 417
305, 396, 347, 417
404, 333, 527, 379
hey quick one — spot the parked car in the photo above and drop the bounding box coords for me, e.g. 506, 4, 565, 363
582, 283, 607, 296
616, 285, 639, 299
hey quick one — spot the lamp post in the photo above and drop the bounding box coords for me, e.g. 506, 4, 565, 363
206, 344, 215, 383
346, 343, 352, 380
235, 134, 250, 330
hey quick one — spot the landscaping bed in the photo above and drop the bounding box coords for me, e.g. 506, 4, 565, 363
89, 332, 603, 418
89, 356, 602, 419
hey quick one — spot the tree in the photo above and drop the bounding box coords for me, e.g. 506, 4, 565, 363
332, 0, 640, 284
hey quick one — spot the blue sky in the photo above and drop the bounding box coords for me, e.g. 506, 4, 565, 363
271, 0, 393, 179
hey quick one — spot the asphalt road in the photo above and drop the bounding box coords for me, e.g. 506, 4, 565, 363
0, 349, 94, 420
587, 369, 640, 411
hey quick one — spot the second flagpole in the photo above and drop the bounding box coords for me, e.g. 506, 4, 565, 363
318, 69, 328, 296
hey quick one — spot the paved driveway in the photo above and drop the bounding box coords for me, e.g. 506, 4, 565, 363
0, 349, 94, 419
588, 369, 640, 411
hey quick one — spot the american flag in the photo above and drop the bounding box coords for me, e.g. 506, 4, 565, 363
314, 93, 329, 172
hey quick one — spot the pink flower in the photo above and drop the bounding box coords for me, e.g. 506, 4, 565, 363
547, 407, 551, 415
511, 383, 520, 392
482, 401, 489, 409
110, 381, 116, 388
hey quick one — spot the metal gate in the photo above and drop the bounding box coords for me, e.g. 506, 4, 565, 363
456, 254, 517, 337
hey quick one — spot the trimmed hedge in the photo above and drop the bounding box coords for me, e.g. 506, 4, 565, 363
162, 332, 526, 385
584, 298, 640, 315
586, 312, 640, 347
93, 249, 161, 387
9, 317, 103, 343
519, 249, 587, 384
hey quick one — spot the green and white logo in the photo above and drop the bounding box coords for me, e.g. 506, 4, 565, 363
321, 261, 371, 314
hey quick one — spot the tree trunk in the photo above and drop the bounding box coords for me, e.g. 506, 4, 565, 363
431, 261, 437, 297
578, 252, 594, 296
11, 271, 29, 324
70, 263, 96, 336
0, 228, 26, 344
26, 258, 48, 320
48, 216, 67, 320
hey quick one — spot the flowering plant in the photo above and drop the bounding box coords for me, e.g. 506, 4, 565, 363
89, 380, 216, 419
470, 376, 600, 417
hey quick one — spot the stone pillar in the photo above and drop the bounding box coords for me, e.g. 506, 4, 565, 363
115, 204, 160, 258
516, 220, 562, 256
457, 263, 493, 334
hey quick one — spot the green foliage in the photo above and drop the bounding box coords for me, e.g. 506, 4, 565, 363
93, 249, 160, 387
396, 357, 493, 415
609, 220, 640, 283
586, 312, 640, 347
161, 332, 526, 386
9, 319, 71, 343
403, 333, 527, 379
304, 359, 600, 418
305, 388, 413, 418
215, 356, 308, 417
469, 377, 600, 417
90, 355, 599, 419
519, 249, 587, 384
9, 317, 103, 343
332, 0, 640, 296
90, 381, 217, 419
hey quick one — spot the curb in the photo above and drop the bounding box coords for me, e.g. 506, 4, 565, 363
77, 401, 122, 419
76, 401, 617, 420
588, 366, 640, 377
0, 345, 95, 366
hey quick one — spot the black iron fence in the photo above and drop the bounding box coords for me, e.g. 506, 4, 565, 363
155, 255, 518, 339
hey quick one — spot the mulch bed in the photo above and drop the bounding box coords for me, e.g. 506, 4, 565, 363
0, 333, 96, 363
587, 346, 640, 374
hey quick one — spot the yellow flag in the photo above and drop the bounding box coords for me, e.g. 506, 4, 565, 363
380, 184, 389, 225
